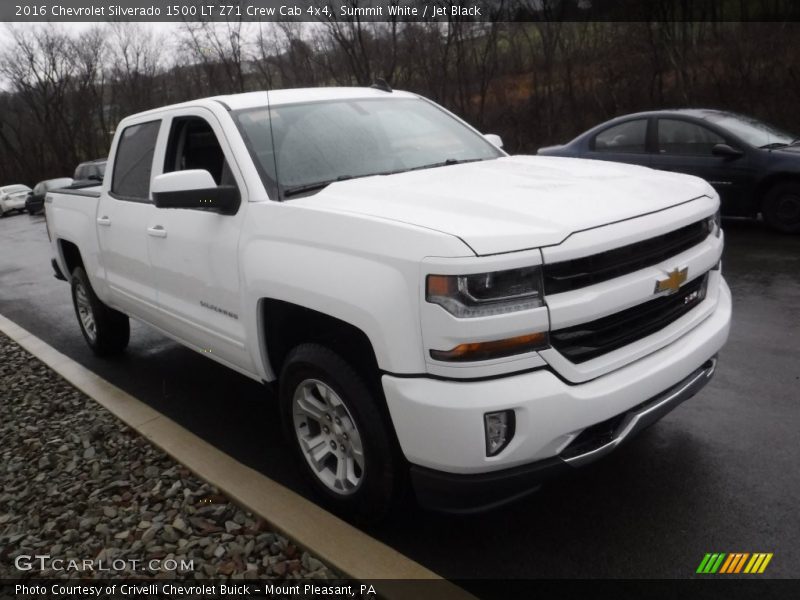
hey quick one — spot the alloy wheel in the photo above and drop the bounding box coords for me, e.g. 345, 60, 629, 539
292, 378, 365, 495
75, 282, 97, 344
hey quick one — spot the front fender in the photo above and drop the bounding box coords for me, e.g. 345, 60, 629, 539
239, 202, 472, 379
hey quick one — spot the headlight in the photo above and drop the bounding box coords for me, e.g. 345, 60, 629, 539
426, 266, 544, 318
705, 209, 721, 238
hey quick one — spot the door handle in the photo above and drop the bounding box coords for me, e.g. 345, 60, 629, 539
147, 225, 167, 238
96, 216, 111, 226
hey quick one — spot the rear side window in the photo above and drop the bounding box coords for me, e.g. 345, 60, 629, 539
111, 121, 160, 200
594, 119, 648, 153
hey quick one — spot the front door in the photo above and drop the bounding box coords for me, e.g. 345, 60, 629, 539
652, 118, 755, 214
146, 109, 252, 373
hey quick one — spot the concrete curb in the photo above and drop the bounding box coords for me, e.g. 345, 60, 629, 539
0, 313, 474, 600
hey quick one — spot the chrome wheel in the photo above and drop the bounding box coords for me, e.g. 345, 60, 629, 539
75, 281, 97, 344
292, 378, 364, 495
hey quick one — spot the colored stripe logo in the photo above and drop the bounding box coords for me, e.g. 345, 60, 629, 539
697, 552, 773, 574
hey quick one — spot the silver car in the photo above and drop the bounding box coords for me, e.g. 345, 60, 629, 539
0, 184, 32, 217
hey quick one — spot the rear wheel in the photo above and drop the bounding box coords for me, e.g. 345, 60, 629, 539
279, 343, 402, 523
762, 182, 800, 233
70, 266, 130, 356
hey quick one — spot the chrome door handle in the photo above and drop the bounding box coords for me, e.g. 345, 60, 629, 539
147, 225, 167, 238
96, 216, 111, 226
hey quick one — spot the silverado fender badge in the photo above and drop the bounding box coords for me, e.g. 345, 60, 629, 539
655, 267, 688, 294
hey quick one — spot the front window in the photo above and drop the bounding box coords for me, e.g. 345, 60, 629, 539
657, 119, 725, 155
703, 113, 795, 148
234, 97, 503, 199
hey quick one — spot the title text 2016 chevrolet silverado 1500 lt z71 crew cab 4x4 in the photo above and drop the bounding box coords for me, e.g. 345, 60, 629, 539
46, 87, 731, 520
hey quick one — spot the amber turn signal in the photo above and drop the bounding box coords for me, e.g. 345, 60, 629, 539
426, 274, 456, 297
430, 332, 548, 362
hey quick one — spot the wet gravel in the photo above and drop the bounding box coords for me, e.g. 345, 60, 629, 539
0, 332, 336, 580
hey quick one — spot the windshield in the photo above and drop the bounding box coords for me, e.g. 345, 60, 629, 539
703, 113, 795, 148
234, 97, 503, 199
2, 185, 30, 194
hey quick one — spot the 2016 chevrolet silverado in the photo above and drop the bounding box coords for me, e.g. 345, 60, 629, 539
46, 87, 731, 519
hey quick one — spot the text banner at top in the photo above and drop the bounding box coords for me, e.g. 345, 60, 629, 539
4, 0, 800, 23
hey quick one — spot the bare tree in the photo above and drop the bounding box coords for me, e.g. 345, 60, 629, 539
107, 23, 167, 119
3, 20, 800, 185
180, 20, 248, 94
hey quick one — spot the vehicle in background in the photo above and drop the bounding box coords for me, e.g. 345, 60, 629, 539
45, 88, 730, 520
538, 110, 800, 233
71, 159, 106, 187
0, 184, 32, 217
26, 178, 73, 215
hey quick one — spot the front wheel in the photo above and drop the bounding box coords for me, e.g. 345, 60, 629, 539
70, 266, 130, 356
762, 182, 800, 233
279, 344, 402, 523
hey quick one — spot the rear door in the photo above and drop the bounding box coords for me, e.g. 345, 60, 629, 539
652, 118, 756, 213
96, 119, 161, 319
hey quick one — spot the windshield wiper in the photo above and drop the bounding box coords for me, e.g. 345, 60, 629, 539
282, 175, 354, 198
760, 142, 790, 149
404, 157, 486, 173
282, 158, 490, 198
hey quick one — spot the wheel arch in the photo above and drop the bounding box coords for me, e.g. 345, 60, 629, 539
755, 173, 800, 212
57, 239, 85, 281
258, 298, 382, 389
259, 299, 405, 458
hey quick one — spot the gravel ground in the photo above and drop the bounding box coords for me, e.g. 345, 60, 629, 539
0, 332, 337, 581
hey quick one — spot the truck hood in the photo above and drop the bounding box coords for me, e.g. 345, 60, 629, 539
294, 155, 711, 256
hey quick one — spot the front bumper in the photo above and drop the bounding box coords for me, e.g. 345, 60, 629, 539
409, 357, 717, 513
382, 277, 731, 512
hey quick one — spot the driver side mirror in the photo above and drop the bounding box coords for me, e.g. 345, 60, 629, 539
711, 143, 744, 158
152, 170, 240, 215
484, 133, 504, 149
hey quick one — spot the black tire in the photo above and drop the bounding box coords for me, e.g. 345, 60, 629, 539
70, 266, 130, 356
762, 182, 800, 233
279, 343, 402, 523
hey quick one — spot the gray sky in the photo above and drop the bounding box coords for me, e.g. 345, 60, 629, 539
0, 23, 170, 88
2, 21, 181, 35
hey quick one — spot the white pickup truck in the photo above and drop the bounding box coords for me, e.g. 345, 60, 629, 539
46, 87, 731, 519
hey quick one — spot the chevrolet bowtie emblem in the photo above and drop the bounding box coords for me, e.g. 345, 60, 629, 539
655, 267, 688, 294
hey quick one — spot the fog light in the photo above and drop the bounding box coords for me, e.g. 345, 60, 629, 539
484, 410, 515, 456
